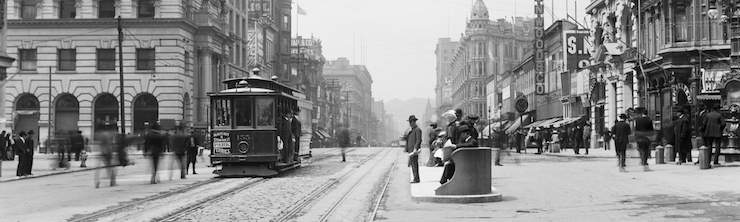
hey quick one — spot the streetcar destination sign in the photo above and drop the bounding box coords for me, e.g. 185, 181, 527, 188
213, 132, 231, 154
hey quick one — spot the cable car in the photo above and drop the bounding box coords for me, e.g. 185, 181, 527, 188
208, 75, 310, 177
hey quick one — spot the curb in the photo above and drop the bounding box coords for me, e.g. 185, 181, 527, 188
0, 164, 125, 183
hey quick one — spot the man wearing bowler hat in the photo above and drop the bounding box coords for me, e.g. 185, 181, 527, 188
404, 115, 422, 183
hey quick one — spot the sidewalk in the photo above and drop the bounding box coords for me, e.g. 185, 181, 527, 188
532, 147, 701, 159
0, 151, 210, 182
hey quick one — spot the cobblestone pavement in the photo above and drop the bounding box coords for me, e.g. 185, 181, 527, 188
376, 149, 740, 222
172, 148, 396, 222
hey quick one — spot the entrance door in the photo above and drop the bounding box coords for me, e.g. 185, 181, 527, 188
93, 93, 119, 136
133, 93, 158, 133
14, 93, 40, 151
54, 93, 79, 134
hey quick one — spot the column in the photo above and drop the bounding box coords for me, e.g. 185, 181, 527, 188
606, 81, 617, 129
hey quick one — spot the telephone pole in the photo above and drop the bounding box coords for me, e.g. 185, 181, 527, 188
117, 16, 126, 135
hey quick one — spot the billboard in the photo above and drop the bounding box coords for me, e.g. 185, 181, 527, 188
534, 0, 546, 95
563, 30, 592, 71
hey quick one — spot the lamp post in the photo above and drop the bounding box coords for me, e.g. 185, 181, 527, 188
498, 103, 503, 149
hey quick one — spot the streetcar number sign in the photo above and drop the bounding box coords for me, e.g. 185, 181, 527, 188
213, 132, 231, 154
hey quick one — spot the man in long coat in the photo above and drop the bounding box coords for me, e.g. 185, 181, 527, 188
701, 105, 725, 166
405, 115, 422, 183
633, 108, 654, 171
13, 131, 27, 176
612, 114, 631, 172
674, 109, 693, 164
291, 108, 302, 161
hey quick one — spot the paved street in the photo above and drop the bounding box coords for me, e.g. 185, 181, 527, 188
378, 148, 740, 222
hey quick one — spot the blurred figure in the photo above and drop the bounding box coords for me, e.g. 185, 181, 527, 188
169, 125, 189, 179
70, 130, 85, 161
338, 123, 351, 162
187, 129, 199, 174
0, 130, 6, 161
426, 123, 441, 167
701, 105, 725, 166
144, 123, 165, 184
292, 108, 302, 161
95, 125, 117, 188
54, 131, 70, 169
602, 129, 612, 151
674, 109, 692, 164
612, 114, 632, 172
13, 131, 27, 176
278, 111, 294, 163
583, 124, 591, 155
80, 150, 88, 168
25, 130, 35, 175
634, 108, 654, 171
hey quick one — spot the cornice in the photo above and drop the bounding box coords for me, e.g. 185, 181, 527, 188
8, 18, 200, 32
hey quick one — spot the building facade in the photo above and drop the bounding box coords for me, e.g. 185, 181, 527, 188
0, 0, 17, 130
434, 37, 459, 116
323, 57, 373, 143
290, 36, 327, 146
587, 0, 641, 145
246, 0, 292, 85
3, 0, 234, 151
442, 0, 533, 122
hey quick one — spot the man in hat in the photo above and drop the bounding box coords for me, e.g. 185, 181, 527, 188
701, 105, 725, 166
612, 114, 631, 172
291, 108, 302, 161
633, 108, 654, 171
674, 108, 693, 164
404, 115, 422, 183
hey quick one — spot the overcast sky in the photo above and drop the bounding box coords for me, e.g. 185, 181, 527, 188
293, 0, 590, 101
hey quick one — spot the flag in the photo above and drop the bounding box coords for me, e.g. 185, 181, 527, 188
297, 4, 307, 15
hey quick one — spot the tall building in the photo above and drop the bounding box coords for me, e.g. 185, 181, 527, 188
323, 57, 373, 143
0, 0, 16, 130
226, 0, 252, 79
290, 36, 326, 146
246, 0, 292, 85
434, 38, 459, 116
441, 0, 533, 122
3, 0, 235, 151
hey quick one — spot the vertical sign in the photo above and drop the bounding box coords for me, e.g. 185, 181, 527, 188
534, 0, 546, 95
563, 30, 592, 71
0, 0, 5, 29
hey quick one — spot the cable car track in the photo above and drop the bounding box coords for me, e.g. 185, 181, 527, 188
274, 148, 396, 222
70, 178, 224, 222
156, 178, 268, 222
367, 156, 397, 221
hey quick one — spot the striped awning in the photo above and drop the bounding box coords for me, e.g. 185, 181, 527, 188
697, 94, 721, 100
524, 117, 561, 129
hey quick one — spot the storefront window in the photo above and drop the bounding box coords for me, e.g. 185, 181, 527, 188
235, 98, 253, 127
726, 81, 740, 106
255, 97, 274, 127
213, 98, 232, 128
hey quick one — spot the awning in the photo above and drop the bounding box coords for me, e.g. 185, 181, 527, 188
312, 131, 325, 140
524, 117, 561, 129
551, 116, 585, 128
482, 121, 510, 138
318, 129, 331, 139
505, 114, 530, 134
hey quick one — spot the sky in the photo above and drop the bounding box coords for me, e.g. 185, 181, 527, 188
293, 0, 590, 101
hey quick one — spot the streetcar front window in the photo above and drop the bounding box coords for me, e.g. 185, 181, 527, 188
235, 98, 254, 127
212, 98, 232, 128
255, 97, 275, 127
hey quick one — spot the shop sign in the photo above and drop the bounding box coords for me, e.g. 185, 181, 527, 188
701, 69, 725, 93
563, 30, 592, 71
534, 0, 546, 95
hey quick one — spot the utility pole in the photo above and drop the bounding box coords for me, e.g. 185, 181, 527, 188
48, 66, 52, 153
117, 16, 126, 135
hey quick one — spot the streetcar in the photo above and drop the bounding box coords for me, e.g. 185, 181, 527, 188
208, 75, 312, 177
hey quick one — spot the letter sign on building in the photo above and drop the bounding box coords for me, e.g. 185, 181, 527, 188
534, 0, 546, 95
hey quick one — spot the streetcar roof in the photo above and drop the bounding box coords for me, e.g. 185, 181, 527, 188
218, 88, 275, 93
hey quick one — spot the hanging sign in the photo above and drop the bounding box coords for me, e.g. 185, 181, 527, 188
534, 0, 546, 95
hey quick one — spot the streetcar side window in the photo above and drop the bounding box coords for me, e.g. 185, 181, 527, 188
235, 98, 254, 127
255, 97, 275, 127
213, 98, 232, 128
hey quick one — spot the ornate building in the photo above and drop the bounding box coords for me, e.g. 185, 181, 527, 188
323, 57, 373, 143
440, 0, 532, 121
3, 0, 236, 151
247, 0, 292, 85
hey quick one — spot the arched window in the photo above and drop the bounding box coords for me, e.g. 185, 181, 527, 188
54, 93, 79, 134
93, 93, 119, 134
133, 93, 159, 133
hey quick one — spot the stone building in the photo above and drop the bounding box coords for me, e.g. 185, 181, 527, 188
441, 0, 532, 122
246, 0, 292, 85
3, 0, 238, 151
586, 0, 633, 143
290, 36, 326, 145
323, 57, 373, 143
0, 0, 17, 130
434, 38, 458, 116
